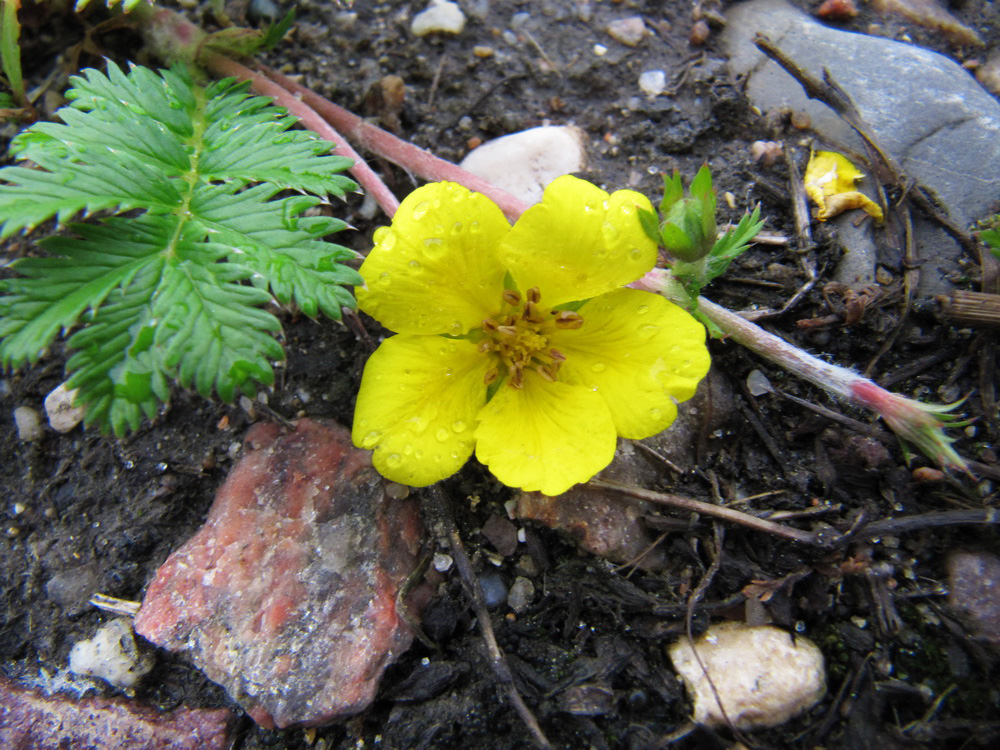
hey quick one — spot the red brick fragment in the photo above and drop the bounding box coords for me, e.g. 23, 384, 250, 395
0, 675, 234, 750
134, 419, 425, 728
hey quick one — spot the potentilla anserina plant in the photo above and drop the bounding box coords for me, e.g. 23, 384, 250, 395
351, 176, 710, 496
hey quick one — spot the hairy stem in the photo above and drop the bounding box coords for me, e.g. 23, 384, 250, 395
635, 267, 968, 472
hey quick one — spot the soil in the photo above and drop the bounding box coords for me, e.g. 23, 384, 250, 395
2, 1, 999, 748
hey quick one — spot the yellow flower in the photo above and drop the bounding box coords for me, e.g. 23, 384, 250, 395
352, 176, 710, 496
804, 150, 884, 223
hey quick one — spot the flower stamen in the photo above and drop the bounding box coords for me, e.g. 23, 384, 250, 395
479, 288, 579, 390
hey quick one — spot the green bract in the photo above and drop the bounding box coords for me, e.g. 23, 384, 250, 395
0, 62, 361, 435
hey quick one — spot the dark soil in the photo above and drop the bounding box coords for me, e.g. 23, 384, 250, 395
2, 1, 999, 748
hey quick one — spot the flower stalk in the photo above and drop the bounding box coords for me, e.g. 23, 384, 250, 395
635, 267, 969, 473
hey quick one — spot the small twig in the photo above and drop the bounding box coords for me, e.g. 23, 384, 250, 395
89, 593, 141, 617
864, 206, 916, 377
424, 486, 551, 749
854, 508, 1000, 540
589, 479, 830, 546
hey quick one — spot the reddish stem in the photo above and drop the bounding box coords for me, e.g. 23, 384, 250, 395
203, 53, 401, 217
260, 66, 532, 222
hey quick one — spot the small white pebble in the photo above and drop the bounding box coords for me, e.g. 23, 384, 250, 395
507, 576, 535, 613
746, 369, 772, 397
14, 406, 44, 441
12, 503, 25, 515
44, 383, 85, 434
638, 70, 667, 97
69, 618, 155, 689
411, 0, 466, 36
606, 16, 647, 47
593, 44, 608, 56
669, 622, 826, 729
432, 552, 454, 572
459, 126, 586, 205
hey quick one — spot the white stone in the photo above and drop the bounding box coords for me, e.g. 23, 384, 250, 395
411, 0, 466, 37
606, 16, 647, 47
669, 622, 826, 729
638, 70, 667, 97
459, 125, 587, 205
507, 577, 535, 613
69, 618, 155, 689
44, 382, 85, 433
14, 406, 44, 441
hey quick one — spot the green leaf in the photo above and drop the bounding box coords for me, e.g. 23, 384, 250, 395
659, 171, 684, 214
262, 9, 297, 50
705, 206, 764, 282
0, 62, 359, 434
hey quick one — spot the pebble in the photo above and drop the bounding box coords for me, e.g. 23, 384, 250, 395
0, 675, 235, 750
44, 383, 85, 433
638, 69, 667, 97
134, 419, 427, 728
478, 570, 508, 609
723, 0, 1000, 295
410, 0, 466, 37
947, 550, 1000, 646
459, 125, 586, 204
13, 406, 43, 441
507, 576, 535, 613
481, 514, 518, 557
976, 54, 1000, 97
606, 17, 646, 47
669, 622, 826, 729
69, 618, 155, 690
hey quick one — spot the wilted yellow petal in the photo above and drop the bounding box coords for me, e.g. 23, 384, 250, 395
498, 175, 657, 307
554, 289, 709, 438
474, 372, 617, 496
804, 150, 884, 223
353, 334, 490, 487
357, 182, 510, 335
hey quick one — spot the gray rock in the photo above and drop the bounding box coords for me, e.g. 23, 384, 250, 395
723, 0, 1000, 295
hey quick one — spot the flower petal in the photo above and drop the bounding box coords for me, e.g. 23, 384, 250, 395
353, 334, 490, 486
357, 182, 510, 335
474, 371, 617, 495
498, 175, 657, 307
553, 288, 710, 439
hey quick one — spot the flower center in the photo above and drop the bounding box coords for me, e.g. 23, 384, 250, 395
478, 287, 583, 389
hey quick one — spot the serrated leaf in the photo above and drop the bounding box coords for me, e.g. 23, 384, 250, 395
0, 62, 358, 434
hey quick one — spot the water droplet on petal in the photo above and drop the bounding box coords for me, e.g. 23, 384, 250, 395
636, 304, 649, 315
452, 420, 467, 433
469, 221, 481, 233
409, 260, 421, 268
591, 362, 607, 373
649, 407, 663, 421
403, 444, 414, 456
641, 324, 659, 337
435, 428, 449, 442
412, 201, 430, 220
385, 453, 403, 468
361, 430, 381, 448
629, 247, 643, 260
452, 221, 463, 234
424, 238, 445, 257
